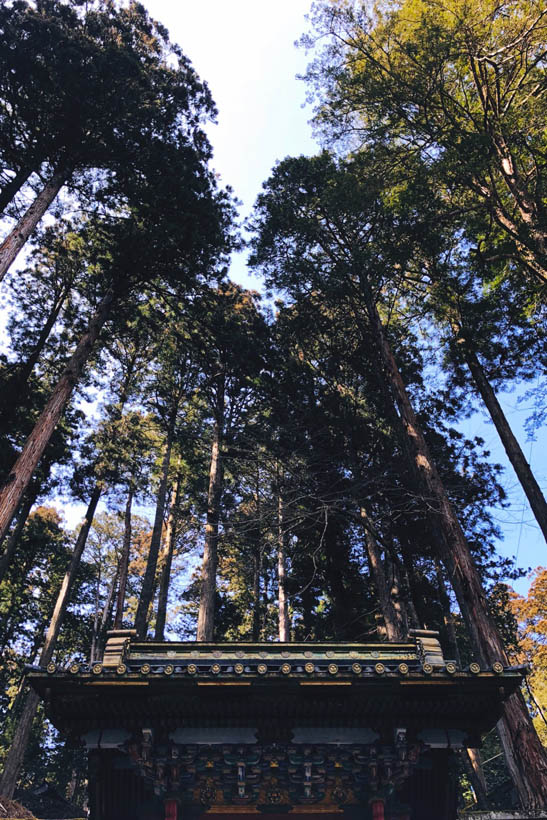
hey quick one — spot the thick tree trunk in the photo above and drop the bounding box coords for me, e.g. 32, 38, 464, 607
89, 565, 102, 665
251, 545, 262, 642
360, 508, 404, 641
464, 747, 490, 809
434, 559, 461, 665
384, 549, 409, 637
135, 410, 177, 638
114, 488, 134, 630
277, 487, 290, 642
155, 479, 180, 641
455, 328, 547, 542
0, 484, 101, 797
0, 164, 35, 216
95, 564, 119, 661
396, 557, 421, 630
0, 689, 41, 798
197, 384, 225, 642
251, 462, 262, 642
0, 165, 68, 282
0, 288, 115, 545
362, 281, 547, 807
0, 490, 36, 584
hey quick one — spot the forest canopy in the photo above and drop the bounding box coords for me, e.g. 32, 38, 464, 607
0, 0, 546, 812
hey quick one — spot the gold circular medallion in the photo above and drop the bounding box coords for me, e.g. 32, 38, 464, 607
187, 664, 197, 675
140, 663, 151, 675
422, 663, 433, 675
257, 663, 268, 675
164, 664, 174, 675
280, 663, 291, 675
46, 663, 56, 674
352, 663, 362, 675
328, 663, 338, 675
234, 663, 244, 675
374, 663, 385, 675
469, 662, 481, 675
116, 663, 127, 675
305, 662, 315, 674
211, 663, 221, 675
492, 661, 504, 674
398, 663, 409, 676
92, 663, 103, 676
69, 663, 80, 675
445, 662, 457, 674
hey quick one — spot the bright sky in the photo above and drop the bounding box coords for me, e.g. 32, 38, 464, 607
143, 0, 318, 285
62, 0, 545, 593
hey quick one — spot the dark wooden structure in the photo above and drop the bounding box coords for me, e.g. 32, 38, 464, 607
28, 630, 524, 820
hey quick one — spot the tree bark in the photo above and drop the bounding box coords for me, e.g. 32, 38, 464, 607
0, 164, 68, 282
361, 279, 547, 807
0, 490, 36, 584
95, 563, 119, 661
135, 408, 177, 638
393, 555, 420, 630
277, 484, 290, 642
0, 163, 35, 216
197, 382, 225, 642
0, 483, 101, 797
455, 327, 547, 542
434, 559, 461, 665
155, 479, 180, 641
464, 747, 490, 809
0, 288, 115, 545
113, 488, 134, 630
89, 562, 102, 665
360, 507, 404, 641
251, 460, 262, 642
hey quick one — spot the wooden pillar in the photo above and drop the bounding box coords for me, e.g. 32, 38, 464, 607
371, 799, 385, 820
165, 798, 177, 820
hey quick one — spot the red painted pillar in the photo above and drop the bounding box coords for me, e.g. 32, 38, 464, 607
165, 798, 177, 820
371, 799, 385, 820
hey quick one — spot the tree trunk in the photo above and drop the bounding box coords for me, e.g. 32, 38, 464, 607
277, 485, 290, 642
0, 163, 35, 216
0, 483, 101, 798
155, 479, 180, 641
0, 288, 115, 545
95, 564, 119, 661
89, 564, 102, 665
251, 461, 262, 642
434, 559, 461, 665
11, 287, 68, 393
113, 488, 134, 630
0, 490, 36, 584
360, 508, 405, 640
197, 383, 225, 642
135, 409, 177, 638
361, 279, 547, 807
384, 549, 409, 637
0, 688, 41, 798
455, 328, 547, 542
0, 164, 68, 282
396, 557, 421, 630
464, 747, 490, 809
